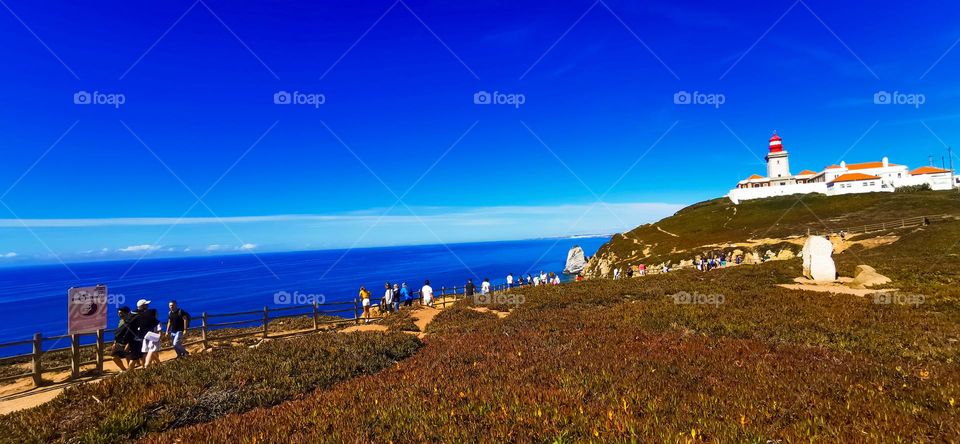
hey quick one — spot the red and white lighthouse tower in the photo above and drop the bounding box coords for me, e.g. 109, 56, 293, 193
765, 131, 791, 179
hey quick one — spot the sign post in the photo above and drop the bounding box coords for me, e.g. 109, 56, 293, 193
68, 285, 108, 335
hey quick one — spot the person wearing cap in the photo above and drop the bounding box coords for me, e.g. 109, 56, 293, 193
131, 299, 161, 367
166, 300, 191, 358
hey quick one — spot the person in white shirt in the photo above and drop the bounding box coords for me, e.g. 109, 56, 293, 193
533, 276, 540, 286
421, 280, 434, 307
506, 273, 514, 288
481, 278, 491, 295
382, 282, 394, 316
613, 267, 621, 280
553, 275, 561, 285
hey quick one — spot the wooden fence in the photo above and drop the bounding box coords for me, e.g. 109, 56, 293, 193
830, 214, 950, 236
0, 282, 517, 388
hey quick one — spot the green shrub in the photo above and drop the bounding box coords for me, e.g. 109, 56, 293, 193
895, 183, 932, 193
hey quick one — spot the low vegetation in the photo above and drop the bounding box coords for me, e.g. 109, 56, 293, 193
588, 190, 960, 274
0, 332, 422, 443
145, 217, 960, 442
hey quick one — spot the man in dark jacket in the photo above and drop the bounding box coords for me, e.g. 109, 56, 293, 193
111, 306, 136, 371
464, 279, 477, 303
130, 299, 161, 367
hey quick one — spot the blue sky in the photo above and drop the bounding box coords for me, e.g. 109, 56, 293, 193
1, 0, 959, 265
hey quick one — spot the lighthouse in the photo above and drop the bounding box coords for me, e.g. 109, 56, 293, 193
765, 131, 791, 179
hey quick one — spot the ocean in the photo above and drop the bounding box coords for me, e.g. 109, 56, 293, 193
0, 236, 608, 351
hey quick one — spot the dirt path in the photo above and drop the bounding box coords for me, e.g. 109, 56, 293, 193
1, 296, 469, 415
656, 226, 679, 237
0, 346, 190, 415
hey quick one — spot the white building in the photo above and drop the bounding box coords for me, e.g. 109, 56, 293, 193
727, 132, 956, 204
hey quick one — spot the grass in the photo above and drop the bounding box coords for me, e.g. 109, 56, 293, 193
144, 216, 960, 443
588, 190, 960, 274
0, 332, 422, 443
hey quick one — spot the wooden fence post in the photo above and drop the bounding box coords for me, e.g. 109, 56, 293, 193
262, 306, 269, 339
31, 333, 42, 387
354, 298, 360, 325
201, 312, 208, 350
95, 329, 104, 373
313, 302, 319, 331
70, 334, 80, 379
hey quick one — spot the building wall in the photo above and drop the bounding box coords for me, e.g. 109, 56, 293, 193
899, 173, 956, 191
727, 182, 828, 204
826, 179, 889, 196
766, 152, 791, 179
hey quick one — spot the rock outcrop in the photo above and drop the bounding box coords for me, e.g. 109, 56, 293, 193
563, 245, 587, 275
802, 236, 836, 282
850, 265, 892, 289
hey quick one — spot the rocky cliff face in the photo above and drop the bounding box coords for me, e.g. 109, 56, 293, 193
563, 245, 587, 274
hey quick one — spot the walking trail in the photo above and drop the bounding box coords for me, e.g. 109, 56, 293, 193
0, 297, 466, 415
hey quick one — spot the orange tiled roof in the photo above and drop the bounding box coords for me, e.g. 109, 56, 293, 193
910, 166, 951, 175
825, 165, 842, 170
746, 174, 765, 180
846, 161, 898, 170
795, 170, 818, 176
830, 173, 881, 183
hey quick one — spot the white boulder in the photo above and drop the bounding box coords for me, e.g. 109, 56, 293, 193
802, 236, 836, 282
563, 245, 587, 274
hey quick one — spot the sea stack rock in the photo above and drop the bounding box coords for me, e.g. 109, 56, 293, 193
802, 236, 836, 282
564, 245, 587, 274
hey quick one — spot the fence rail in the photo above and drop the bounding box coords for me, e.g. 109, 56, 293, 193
809, 214, 950, 237
0, 282, 518, 388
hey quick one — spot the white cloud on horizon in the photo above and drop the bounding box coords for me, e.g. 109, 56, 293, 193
1, 252, 16, 258
0, 202, 685, 228
117, 244, 161, 253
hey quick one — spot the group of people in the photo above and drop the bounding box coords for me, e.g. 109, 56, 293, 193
111, 299, 191, 371
356, 271, 567, 322
358, 282, 419, 322
694, 253, 741, 272
612, 263, 656, 279
509, 271, 562, 287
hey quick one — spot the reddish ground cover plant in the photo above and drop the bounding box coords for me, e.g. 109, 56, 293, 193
0, 332, 422, 443
147, 229, 960, 442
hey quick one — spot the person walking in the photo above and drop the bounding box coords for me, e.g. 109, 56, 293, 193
421, 280, 434, 307
400, 283, 412, 307
506, 273, 514, 289
465, 279, 477, 302
111, 306, 135, 372
132, 299, 161, 368
392, 283, 401, 312
481, 278, 491, 295
359, 286, 372, 323
166, 300, 191, 359
382, 282, 394, 317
